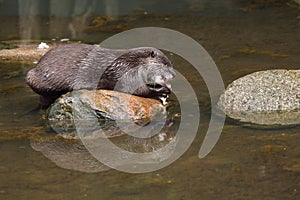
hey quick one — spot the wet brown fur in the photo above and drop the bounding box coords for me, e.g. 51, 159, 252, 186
26, 43, 175, 108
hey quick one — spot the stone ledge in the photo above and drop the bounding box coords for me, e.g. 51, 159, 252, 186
0, 40, 60, 64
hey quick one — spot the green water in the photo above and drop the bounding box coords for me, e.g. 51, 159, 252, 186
0, 0, 300, 199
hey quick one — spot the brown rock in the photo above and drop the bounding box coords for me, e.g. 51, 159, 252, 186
87, 89, 166, 121
47, 89, 167, 138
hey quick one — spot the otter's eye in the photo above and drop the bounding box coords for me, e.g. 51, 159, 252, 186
150, 51, 156, 58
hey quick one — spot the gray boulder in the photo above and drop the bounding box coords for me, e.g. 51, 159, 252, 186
218, 69, 300, 127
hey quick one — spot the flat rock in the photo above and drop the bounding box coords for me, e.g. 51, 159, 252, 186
0, 40, 57, 64
218, 69, 300, 127
47, 89, 167, 138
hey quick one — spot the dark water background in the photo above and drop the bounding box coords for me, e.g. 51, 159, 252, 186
0, 0, 300, 199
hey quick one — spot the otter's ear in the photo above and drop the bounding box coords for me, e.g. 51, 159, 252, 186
150, 51, 156, 58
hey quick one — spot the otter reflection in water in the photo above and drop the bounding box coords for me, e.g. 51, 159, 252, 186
30, 118, 178, 173
26, 43, 176, 108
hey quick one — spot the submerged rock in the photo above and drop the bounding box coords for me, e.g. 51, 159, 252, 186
47, 89, 167, 138
218, 69, 300, 127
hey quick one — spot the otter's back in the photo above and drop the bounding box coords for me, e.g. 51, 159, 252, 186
26, 43, 95, 95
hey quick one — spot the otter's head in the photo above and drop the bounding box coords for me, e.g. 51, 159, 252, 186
104, 47, 176, 101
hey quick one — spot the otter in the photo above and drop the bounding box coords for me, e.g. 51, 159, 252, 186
26, 43, 175, 108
